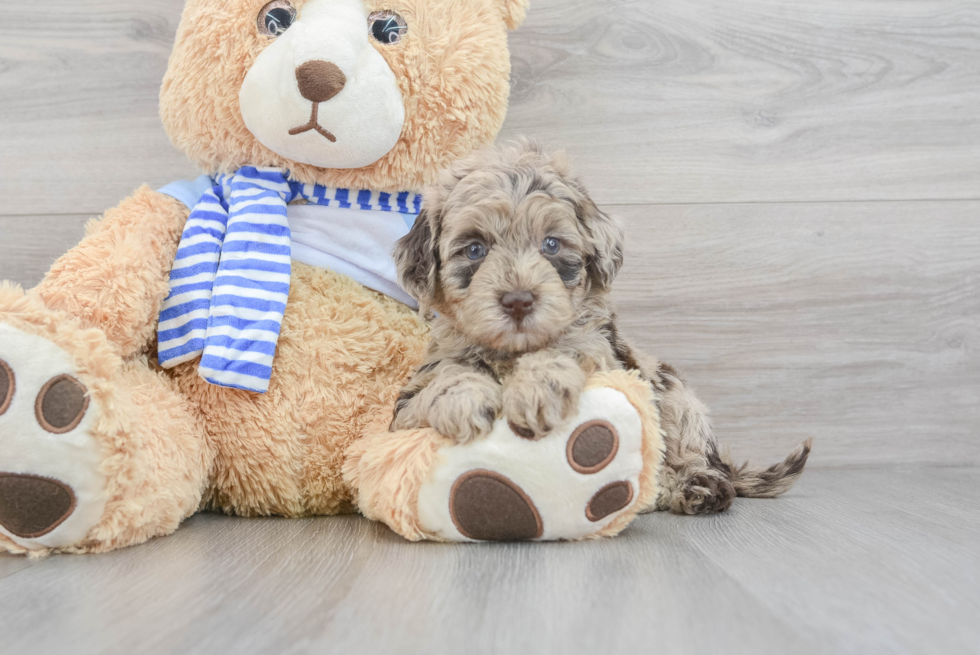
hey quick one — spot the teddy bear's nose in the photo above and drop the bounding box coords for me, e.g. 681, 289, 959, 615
295, 60, 347, 103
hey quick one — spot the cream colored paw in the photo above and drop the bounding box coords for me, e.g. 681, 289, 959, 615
416, 387, 644, 541
0, 324, 106, 551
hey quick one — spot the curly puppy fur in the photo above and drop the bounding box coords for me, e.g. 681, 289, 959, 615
391, 140, 811, 515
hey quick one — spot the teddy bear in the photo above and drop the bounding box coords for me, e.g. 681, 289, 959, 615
0, 0, 667, 554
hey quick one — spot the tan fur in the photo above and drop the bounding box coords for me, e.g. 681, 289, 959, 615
348, 368, 664, 541
586, 370, 664, 538
392, 141, 811, 515
171, 264, 430, 518
0, 0, 521, 554
343, 413, 455, 541
34, 188, 190, 359
0, 284, 212, 555
161, 0, 523, 192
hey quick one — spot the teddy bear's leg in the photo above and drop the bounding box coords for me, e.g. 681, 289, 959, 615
346, 370, 664, 542
0, 285, 212, 555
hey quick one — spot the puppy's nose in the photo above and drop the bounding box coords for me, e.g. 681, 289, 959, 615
501, 291, 535, 321
295, 60, 347, 103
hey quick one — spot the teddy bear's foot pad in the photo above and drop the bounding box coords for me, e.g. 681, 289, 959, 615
418, 387, 644, 541
449, 470, 544, 540
0, 324, 106, 551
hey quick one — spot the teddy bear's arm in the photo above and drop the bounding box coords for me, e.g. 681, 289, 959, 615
34, 187, 190, 358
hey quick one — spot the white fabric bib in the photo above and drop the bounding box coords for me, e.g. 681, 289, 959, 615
287, 203, 417, 308
159, 175, 419, 310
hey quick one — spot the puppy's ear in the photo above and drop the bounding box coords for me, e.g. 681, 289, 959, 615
496, 0, 530, 30
394, 209, 439, 308
554, 157, 625, 290
579, 197, 625, 290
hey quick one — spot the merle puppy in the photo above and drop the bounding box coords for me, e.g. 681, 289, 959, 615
390, 140, 810, 514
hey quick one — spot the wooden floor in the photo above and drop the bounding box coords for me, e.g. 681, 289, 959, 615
1, 467, 977, 654
1, 0, 978, 652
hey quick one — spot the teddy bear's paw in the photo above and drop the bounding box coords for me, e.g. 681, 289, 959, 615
0, 324, 107, 553
416, 387, 645, 541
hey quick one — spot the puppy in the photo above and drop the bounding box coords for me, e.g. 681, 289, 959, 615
391, 140, 811, 514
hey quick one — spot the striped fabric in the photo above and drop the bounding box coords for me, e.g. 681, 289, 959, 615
157, 166, 422, 393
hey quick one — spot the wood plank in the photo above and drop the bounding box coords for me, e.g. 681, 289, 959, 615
0, 215, 91, 288
0, 467, 975, 654
1, 201, 976, 466
504, 0, 980, 204
665, 466, 980, 654
611, 200, 980, 467
0, 0, 198, 217
1, 0, 978, 215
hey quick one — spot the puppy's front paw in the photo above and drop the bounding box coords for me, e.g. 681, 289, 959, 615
424, 373, 502, 444
503, 359, 586, 438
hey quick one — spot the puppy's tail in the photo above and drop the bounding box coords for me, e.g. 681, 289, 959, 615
717, 438, 813, 498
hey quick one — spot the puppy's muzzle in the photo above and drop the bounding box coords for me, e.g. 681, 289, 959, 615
501, 291, 535, 322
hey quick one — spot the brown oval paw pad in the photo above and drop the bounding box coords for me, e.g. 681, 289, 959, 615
450, 470, 543, 541
586, 481, 634, 522
35, 375, 89, 434
0, 473, 77, 538
0, 359, 12, 416
567, 420, 619, 474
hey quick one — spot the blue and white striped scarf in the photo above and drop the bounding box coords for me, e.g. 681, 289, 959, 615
157, 166, 422, 393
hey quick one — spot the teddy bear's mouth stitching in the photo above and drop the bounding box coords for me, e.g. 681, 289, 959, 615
288, 102, 337, 143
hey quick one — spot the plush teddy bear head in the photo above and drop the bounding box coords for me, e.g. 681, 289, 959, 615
160, 0, 528, 192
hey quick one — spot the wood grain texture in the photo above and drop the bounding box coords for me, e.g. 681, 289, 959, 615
0, 467, 976, 655
504, 0, 980, 204
0, 0, 196, 216
4, 203, 976, 466
0, 0, 978, 215
1, 2, 977, 651
610, 201, 980, 467
0, 215, 91, 288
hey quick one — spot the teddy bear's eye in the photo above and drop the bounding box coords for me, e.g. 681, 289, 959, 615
368, 10, 408, 45
258, 0, 297, 37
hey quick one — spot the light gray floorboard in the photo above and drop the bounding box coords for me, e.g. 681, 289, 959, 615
504, 0, 980, 205
0, 467, 976, 655
612, 201, 980, 467
0, 0, 196, 216
5, 203, 976, 467
1, 0, 978, 651
1, 0, 978, 215
0, 215, 90, 288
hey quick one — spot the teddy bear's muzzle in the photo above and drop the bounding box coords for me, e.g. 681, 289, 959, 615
0, 473, 77, 539
287, 60, 347, 143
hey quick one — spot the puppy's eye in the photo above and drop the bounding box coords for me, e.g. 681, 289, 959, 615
465, 243, 487, 261
368, 10, 408, 45
258, 0, 296, 37
542, 237, 561, 256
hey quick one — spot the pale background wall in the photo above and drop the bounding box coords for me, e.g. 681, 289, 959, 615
2, 0, 977, 467
1, 2, 979, 653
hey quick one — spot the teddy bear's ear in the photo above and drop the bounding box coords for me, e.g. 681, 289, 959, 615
497, 0, 530, 30
394, 209, 440, 308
